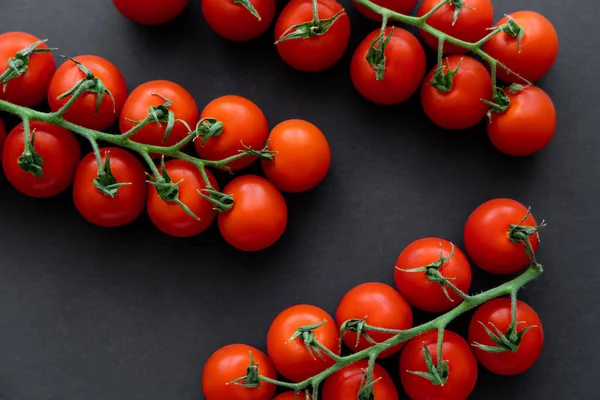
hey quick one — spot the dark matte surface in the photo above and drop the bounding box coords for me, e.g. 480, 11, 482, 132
0, 0, 597, 399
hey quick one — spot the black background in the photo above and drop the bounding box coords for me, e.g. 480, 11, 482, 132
0, 0, 597, 399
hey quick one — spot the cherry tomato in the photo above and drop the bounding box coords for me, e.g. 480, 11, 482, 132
218, 175, 287, 251
0, 32, 56, 107
273, 392, 312, 400
195, 95, 268, 171
147, 160, 218, 238
73, 148, 146, 228
484, 11, 558, 83
120, 80, 198, 150
464, 198, 540, 274
421, 55, 492, 130
395, 238, 472, 313
202, 0, 276, 41
0, 118, 6, 157
355, 0, 417, 22
469, 298, 544, 375
48, 55, 128, 131
487, 85, 555, 156
2, 121, 80, 198
351, 27, 426, 105
261, 119, 331, 193
202, 344, 277, 400
267, 304, 339, 382
336, 282, 413, 358
417, 0, 494, 54
112, 0, 188, 25
275, 0, 351, 72
400, 330, 477, 400
322, 359, 398, 400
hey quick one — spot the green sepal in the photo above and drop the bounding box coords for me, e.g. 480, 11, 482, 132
339, 317, 377, 352
227, 351, 261, 388
406, 342, 449, 386
448, 0, 475, 25
275, 9, 345, 44
482, 86, 511, 120
241, 141, 276, 162
357, 369, 382, 400
499, 15, 525, 52
286, 319, 328, 361
147, 157, 199, 220
472, 321, 538, 353
17, 131, 44, 178
93, 151, 131, 198
232, 0, 261, 21
508, 207, 546, 261
366, 27, 395, 81
195, 118, 224, 145
0, 39, 57, 92
198, 187, 234, 213
431, 57, 462, 93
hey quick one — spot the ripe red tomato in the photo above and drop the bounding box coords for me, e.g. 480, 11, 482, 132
195, 95, 268, 171
275, 0, 351, 72
261, 119, 331, 193
112, 0, 188, 25
218, 175, 287, 251
322, 360, 398, 400
355, 0, 417, 22
273, 392, 312, 400
421, 55, 492, 130
351, 27, 426, 105
73, 148, 146, 228
484, 11, 558, 83
120, 80, 198, 150
400, 330, 477, 400
267, 304, 339, 382
0, 32, 56, 107
417, 0, 493, 54
395, 238, 472, 313
336, 282, 413, 358
147, 160, 219, 238
0, 118, 6, 157
202, 344, 277, 400
48, 55, 128, 131
2, 121, 80, 198
202, 0, 276, 41
464, 198, 540, 274
487, 85, 555, 156
469, 298, 544, 375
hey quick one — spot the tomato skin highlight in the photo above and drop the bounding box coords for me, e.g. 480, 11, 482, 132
202, 344, 277, 400
395, 238, 472, 313
267, 304, 339, 382
147, 160, 219, 238
421, 55, 492, 130
487, 86, 556, 156
275, 0, 351, 72
202, 0, 276, 41
336, 282, 413, 358
2, 121, 80, 198
464, 198, 539, 275
261, 119, 331, 193
469, 298, 544, 376
322, 359, 399, 400
484, 11, 558, 83
400, 330, 478, 400
48, 55, 128, 131
112, 0, 188, 25
354, 0, 417, 22
417, 0, 494, 54
195, 95, 268, 171
0, 32, 56, 107
351, 27, 426, 105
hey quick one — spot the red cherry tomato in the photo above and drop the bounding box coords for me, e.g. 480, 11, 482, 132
421, 55, 492, 130
417, 0, 494, 54
2, 121, 80, 198
120, 80, 198, 150
0, 32, 56, 107
0, 118, 6, 157
355, 0, 417, 22
112, 0, 188, 25
275, 0, 351, 72
322, 359, 398, 400
147, 160, 218, 238
469, 298, 544, 375
261, 119, 331, 193
400, 330, 477, 400
267, 304, 339, 382
484, 11, 558, 83
202, 344, 277, 400
464, 198, 540, 274
218, 175, 287, 251
487, 85, 555, 156
273, 393, 312, 400
395, 238, 472, 313
48, 55, 128, 131
351, 27, 426, 105
195, 95, 268, 171
336, 282, 413, 358
202, 0, 276, 41
73, 148, 146, 228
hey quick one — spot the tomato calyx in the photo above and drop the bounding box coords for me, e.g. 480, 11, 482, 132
232, 0, 262, 21
508, 207, 546, 261
448, 0, 475, 25
482, 86, 511, 120
287, 319, 330, 361
93, 151, 132, 198
126, 94, 186, 144
498, 15, 525, 52
406, 342, 449, 385
195, 118, 224, 146
357, 367, 381, 400
339, 317, 377, 350
227, 351, 262, 388
366, 26, 395, 81
198, 187, 234, 212
17, 123, 44, 178
0, 39, 57, 92
431, 57, 463, 93
275, 9, 346, 44
472, 320, 538, 353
